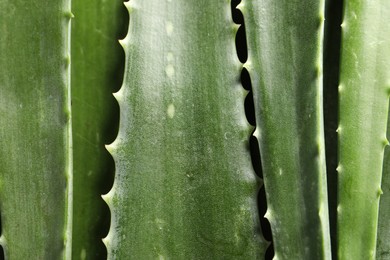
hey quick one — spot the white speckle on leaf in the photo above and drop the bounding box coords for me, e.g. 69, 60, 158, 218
166, 21, 174, 36
167, 104, 175, 118
165, 64, 175, 78
155, 218, 166, 231
166, 52, 174, 62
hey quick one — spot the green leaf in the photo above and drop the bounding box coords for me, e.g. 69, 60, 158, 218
337, 1, 390, 259
0, 1, 72, 259
103, 0, 267, 258
71, 0, 125, 258
377, 107, 390, 259
241, 0, 331, 258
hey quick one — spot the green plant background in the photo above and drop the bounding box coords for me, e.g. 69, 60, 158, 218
0, 0, 389, 259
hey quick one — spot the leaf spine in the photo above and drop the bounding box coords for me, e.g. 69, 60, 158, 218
253, 128, 261, 140
236, 2, 245, 12
124, 1, 134, 13
0, 235, 6, 247
64, 11, 74, 19
243, 60, 253, 71
105, 143, 116, 154
378, 188, 384, 197
232, 23, 239, 34
113, 88, 124, 103
338, 84, 344, 93
65, 54, 71, 67
101, 188, 114, 206
264, 209, 272, 221
382, 138, 389, 147
118, 39, 127, 49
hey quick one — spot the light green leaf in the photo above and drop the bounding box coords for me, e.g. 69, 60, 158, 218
338, 1, 390, 259
241, 0, 331, 258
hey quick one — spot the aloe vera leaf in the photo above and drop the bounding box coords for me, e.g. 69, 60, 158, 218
337, 1, 390, 259
240, 1, 331, 258
0, 1, 72, 259
71, 0, 125, 258
103, 0, 267, 258
377, 107, 390, 259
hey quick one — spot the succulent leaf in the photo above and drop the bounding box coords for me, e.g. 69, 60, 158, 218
105, 0, 267, 258
338, 1, 390, 259
0, 1, 72, 259
242, 0, 331, 258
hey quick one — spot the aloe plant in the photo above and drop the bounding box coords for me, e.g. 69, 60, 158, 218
103, 0, 266, 258
240, 0, 331, 258
1, 0, 390, 259
0, 1, 72, 259
338, 1, 390, 259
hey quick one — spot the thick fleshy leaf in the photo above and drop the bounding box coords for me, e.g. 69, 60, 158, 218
0, 1, 72, 259
338, 1, 390, 259
104, 0, 267, 258
241, 0, 331, 258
